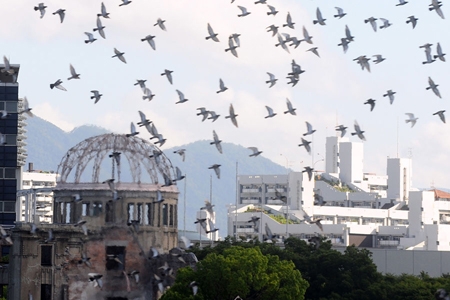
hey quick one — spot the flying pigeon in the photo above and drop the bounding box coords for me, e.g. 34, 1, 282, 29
383, 90, 396, 104
301, 26, 313, 44
93, 17, 106, 39
336, 125, 347, 137
225, 104, 238, 127
434, 42, 446, 61
119, 0, 132, 6
206, 23, 219, 42
334, 7, 346, 18
284, 98, 296, 115
426, 76, 441, 98
313, 7, 326, 25
406, 16, 418, 29
34, 3, 47, 18
161, 69, 173, 84
142, 88, 155, 101
141, 35, 156, 50
264, 106, 277, 118
266, 72, 277, 87
429, 0, 445, 19
397, 0, 408, 6
405, 113, 418, 128
53, 9, 65, 23
351, 120, 366, 141
196, 107, 209, 122
364, 99, 376, 111
210, 130, 222, 154
307, 47, 320, 57
209, 164, 221, 179
217, 79, 228, 93
126, 122, 139, 137
248, 147, 262, 157
173, 149, 186, 162
302, 166, 314, 181
379, 18, 392, 29
283, 12, 295, 29
67, 64, 80, 80
154, 18, 166, 31
90, 90, 102, 104
112, 48, 126, 63
207, 111, 220, 122
237, 6, 251, 17
267, 5, 278, 16
50, 79, 67, 91
84, 32, 97, 43
225, 36, 239, 58
98, 2, 110, 18
364, 17, 378, 32
373, 55, 385, 64
298, 138, 311, 154
303, 122, 316, 136
267, 25, 279, 37
433, 110, 446, 123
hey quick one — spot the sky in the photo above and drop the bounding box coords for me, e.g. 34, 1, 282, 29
4, 0, 450, 189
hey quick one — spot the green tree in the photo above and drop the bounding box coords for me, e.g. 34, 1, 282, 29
161, 246, 308, 300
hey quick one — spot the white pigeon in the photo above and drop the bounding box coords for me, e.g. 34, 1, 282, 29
301, 26, 313, 44
20, 97, 33, 117
142, 88, 155, 101
383, 90, 396, 105
112, 48, 126, 63
405, 113, 418, 128
248, 147, 262, 157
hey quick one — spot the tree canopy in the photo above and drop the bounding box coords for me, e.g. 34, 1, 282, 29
160, 246, 309, 300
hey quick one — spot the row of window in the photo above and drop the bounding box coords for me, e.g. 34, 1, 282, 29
0, 168, 16, 179
55, 201, 177, 228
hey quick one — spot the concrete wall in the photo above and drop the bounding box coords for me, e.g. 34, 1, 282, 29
325, 136, 339, 174
339, 142, 364, 185
387, 158, 412, 201
368, 249, 450, 277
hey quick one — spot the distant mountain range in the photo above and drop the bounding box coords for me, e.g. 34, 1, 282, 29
24, 115, 287, 235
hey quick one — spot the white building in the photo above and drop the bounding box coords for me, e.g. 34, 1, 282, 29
17, 165, 59, 224
227, 136, 450, 251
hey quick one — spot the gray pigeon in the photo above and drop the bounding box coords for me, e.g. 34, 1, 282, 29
433, 110, 446, 123
112, 48, 126, 63
52, 9, 65, 23
426, 76, 441, 98
210, 130, 222, 154
206, 23, 219, 42
313, 7, 326, 25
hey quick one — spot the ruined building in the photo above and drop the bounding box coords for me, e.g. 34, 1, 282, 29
7, 134, 193, 299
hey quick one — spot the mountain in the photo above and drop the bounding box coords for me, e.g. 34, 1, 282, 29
25, 115, 110, 172
24, 116, 287, 236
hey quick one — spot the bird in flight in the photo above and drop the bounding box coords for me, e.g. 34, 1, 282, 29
405, 113, 418, 128
112, 48, 126, 63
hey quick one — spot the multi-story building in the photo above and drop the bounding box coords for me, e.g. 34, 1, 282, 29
228, 135, 450, 252
18, 163, 59, 224
0, 64, 27, 226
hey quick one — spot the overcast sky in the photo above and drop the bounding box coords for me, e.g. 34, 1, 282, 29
5, 0, 450, 188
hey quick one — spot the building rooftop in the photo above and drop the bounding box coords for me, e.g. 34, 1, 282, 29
429, 189, 450, 200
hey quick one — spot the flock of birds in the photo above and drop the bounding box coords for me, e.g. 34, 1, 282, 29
0, 0, 445, 297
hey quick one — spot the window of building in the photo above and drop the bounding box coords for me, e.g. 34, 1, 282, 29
169, 205, 174, 226
5, 102, 17, 113
3, 202, 14, 213
137, 203, 143, 225
0, 285, 7, 299
41, 245, 52, 266
105, 202, 114, 223
4, 168, 15, 179
174, 205, 177, 227
106, 246, 125, 271
127, 203, 135, 223
93, 202, 102, 216
163, 204, 168, 226
41, 284, 52, 300
144, 204, 150, 225
157, 203, 161, 227
65, 202, 71, 224
82, 203, 89, 217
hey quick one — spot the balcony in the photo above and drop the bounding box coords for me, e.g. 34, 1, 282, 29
242, 189, 260, 193
379, 240, 400, 246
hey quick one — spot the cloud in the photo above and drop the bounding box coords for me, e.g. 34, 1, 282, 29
33, 102, 76, 132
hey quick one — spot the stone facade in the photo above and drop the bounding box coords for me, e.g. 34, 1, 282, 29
8, 182, 193, 300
